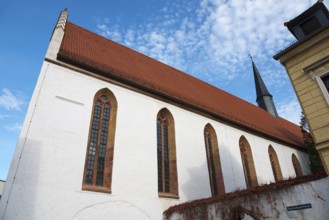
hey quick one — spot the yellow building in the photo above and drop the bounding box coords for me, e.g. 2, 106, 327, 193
0, 180, 5, 200
274, 0, 329, 174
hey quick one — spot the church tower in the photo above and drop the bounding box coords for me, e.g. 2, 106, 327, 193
251, 57, 278, 118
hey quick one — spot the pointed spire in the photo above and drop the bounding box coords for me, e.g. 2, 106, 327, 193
251, 57, 271, 99
250, 55, 278, 118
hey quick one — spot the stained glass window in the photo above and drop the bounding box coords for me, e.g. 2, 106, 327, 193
204, 129, 218, 195
83, 89, 116, 193
85, 95, 111, 186
239, 136, 258, 188
268, 146, 283, 182
157, 111, 170, 193
156, 109, 178, 197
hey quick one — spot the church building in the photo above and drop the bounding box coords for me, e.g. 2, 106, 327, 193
0, 9, 310, 220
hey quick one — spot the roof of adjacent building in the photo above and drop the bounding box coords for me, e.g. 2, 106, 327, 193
57, 22, 305, 149
284, 0, 329, 34
274, 1, 329, 60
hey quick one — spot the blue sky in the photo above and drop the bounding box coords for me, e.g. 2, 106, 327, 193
0, 0, 315, 180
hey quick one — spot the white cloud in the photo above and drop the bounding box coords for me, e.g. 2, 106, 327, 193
0, 115, 10, 120
277, 99, 302, 125
95, 0, 314, 84
4, 122, 22, 133
0, 89, 24, 111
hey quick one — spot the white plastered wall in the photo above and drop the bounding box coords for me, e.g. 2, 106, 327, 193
0, 62, 310, 220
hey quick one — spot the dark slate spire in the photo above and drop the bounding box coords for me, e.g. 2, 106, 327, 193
252, 58, 271, 98
250, 55, 278, 118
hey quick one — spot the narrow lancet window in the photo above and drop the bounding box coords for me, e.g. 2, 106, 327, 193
204, 124, 225, 196
292, 154, 303, 177
157, 113, 170, 192
239, 136, 258, 188
157, 108, 178, 198
83, 89, 117, 193
268, 146, 283, 182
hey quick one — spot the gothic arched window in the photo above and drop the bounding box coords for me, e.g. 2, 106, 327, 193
82, 88, 117, 193
157, 108, 178, 198
292, 154, 303, 177
239, 136, 258, 188
204, 124, 225, 196
268, 145, 283, 182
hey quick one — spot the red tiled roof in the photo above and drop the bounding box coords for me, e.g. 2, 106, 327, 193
57, 22, 305, 149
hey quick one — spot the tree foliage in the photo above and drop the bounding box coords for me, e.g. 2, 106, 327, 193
300, 112, 325, 173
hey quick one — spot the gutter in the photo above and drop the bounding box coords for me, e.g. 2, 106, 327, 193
274, 22, 329, 60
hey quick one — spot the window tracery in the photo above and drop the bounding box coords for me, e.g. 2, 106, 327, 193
157, 109, 178, 198
83, 89, 117, 193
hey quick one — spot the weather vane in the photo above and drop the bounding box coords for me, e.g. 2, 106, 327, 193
249, 53, 253, 61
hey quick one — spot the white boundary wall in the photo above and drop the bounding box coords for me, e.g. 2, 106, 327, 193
166, 177, 329, 220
